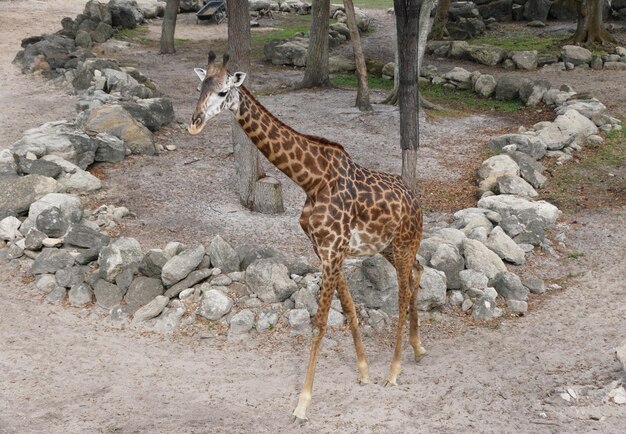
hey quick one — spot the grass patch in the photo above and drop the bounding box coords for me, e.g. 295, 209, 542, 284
175, 38, 190, 46
114, 25, 149, 43
567, 252, 585, 259
331, 73, 395, 90
251, 15, 313, 57
469, 35, 567, 57
541, 124, 626, 212
353, 0, 394, 8
419, 82, 523, 113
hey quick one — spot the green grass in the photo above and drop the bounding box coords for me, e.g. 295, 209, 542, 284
419, 82, 523, 113
567, 252, 585, 259
113, 25, 149, 42
175, 38, 190, 46
353, 0, 394, 8
542, 123, 626, 211
469, 35, 568, 57
331, 73, 395, 90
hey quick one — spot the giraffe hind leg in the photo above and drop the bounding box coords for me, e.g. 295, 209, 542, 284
409, 262, 426, 362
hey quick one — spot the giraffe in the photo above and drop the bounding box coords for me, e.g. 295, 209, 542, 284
188, 52, 426, 421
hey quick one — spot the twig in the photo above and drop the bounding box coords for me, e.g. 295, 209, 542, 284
183, 157, 200, 166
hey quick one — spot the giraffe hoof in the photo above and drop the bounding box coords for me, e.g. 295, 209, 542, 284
358, 376, 370, 385
414, 346, 427, 363
292, 415, 308, 425
383, 379, 398, 387
292, 408, 308, 424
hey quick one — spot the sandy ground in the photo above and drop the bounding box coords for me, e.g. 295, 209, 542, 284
1, 2, 626, 433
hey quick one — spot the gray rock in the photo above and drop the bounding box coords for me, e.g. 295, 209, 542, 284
495, 75, 526, 100
6, 243, 24, 260
13, 34, 76, 74
474, 74, 497, 97
476, 0, 513, 21
478, 154, 520, 181
65, 223, 109, 249
98, 237, 143, 282
507, 299, 528, 313
327, 309, 345, 327
0, 216, 21, 241
208, 235, 240, 272
31, 248, 75, 274
28, 193, 83, 226
288, 308, 311, 334
294, 287, 318, 315
229, 309, 255, 335
430, 228, 466, 250
0, 149, 18, 179
132, 295, 169, 323
429, 243, 464, 289
256, 311, 279, 331
511, 50, 538, 70
443, 67, 473, 89
68, 283, 94, 307
603, 61, 626, 70
109, 0, 145, 29
161, 244, 205, 286
57, 169, 102, 194
555, 98, 607, 120
418, 237, 451, 264
0, 175, 59, 215
12, 120, 97, 169
488, 134, 547, 160
346, 254, 398, 314
151, 305, 185, 333
615, 339, 626, 374
468, 45, 507, 66
36, 274, 59, 293
536, 110, 598, 150
198, 289, 233, 321
93, 133, 126, 163
523, 276, 546, 294
245, 259, 297, 303
519, 79, 551, 106
495, 175, 538, 198
472, 295, 502, 320
93, 278, 123, 309
523, 0, 550, 21
76, 248, 101, 265
24, 228, 47, 250
13, 155, 63, 179
493, 271, 529, 301
36, 207, 69, 238
462, 238, 507, 281
459, 269, 489, 292
561, 45, 592, 66
367, 309, 390, 332
45, 285, 67, 304
75, 30, 92, 48
121, 98, 174, 132
486, 226, 526, 265
90, 21, 114, 43
418, 267, 447, 310
56, 266, 86, 288
264, 37, 308, 67
477, 195, 560, 228
506, 151, 548, 188
164, 268, 212, 298
81, 105, 155, 156
448, 290, 464, 306
139, 249, 168, 277
125, 276, 164, 310
447, 17, 486, 40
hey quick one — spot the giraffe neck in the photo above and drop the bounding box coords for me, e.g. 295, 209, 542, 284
233, 85, 345, 194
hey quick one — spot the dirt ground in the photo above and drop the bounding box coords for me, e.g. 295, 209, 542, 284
1, 1, 625, 432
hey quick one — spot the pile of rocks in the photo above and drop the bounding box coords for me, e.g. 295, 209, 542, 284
14, 1, 164, 78
427, 41, 626, 71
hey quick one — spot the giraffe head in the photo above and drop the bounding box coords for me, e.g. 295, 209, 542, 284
188, 51, 247, 135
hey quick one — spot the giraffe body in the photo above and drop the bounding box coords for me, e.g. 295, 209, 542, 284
189, 52, 426, 421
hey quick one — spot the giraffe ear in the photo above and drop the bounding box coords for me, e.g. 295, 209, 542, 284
232, 72, 246, 87
194, 68, 206, 82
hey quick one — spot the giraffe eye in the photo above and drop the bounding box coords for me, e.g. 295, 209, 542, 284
217, 91, 227, 97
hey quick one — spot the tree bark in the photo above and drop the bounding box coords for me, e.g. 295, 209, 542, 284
159, 0, 180, 54
430, 0, 451, 40
343, 0, 372, 111
300, 0, 330, 88
227, 0, 281, 212
394, 0, 420, 194
571, 0, 616, 44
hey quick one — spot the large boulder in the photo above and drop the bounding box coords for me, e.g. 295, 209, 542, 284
28, 193, 83, 225
462, 238, 508, 281
84, 0, 113, 25
346, 254, 398, 315
488, 134, 547, 160
477, 0, 513, 21
11, 121, 98, 170
120, 98, 174, 131
13, 34, 76, 74
474, 74, 497, 98
72, 58, 120, 91
495, 75, 527, 100
468, 45, 507, 66
485, 226, 526, 265
98, 237, 143, 282
208, 235, 240, 273
108, 0, 144, 29
478, 154, 520, 181
523, 0, 551, 21
198, 289, 233, 321
447, 18, 486, 40
264, 37, 308, 67
81, 105, 155, 155
245, 259, 297, 303
429, 243, 465, 289
511, 50, 538, 70
418, 267, 448, 310
535, 109, 598, 150
561, 45, 593, 66
161, 244, 205, 287
0, 175, 59, 215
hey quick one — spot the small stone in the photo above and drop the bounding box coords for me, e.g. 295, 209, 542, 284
327, 309, 345, 328
256, 311, 278, 331
494, 272, 529, 301
288, 308, 311, 334
229, 309, 255, 336
198, 289, 233, 321
45, 285, 67, 304
93, 279, 123, 310
0, 216, 22, 241
161, 244, 205, 286
211, 275, 233, 286
68, 283, 94, 307
36, 274, 58, 293
507, 299, 528, 313
461, 298, 473, 312
448, 290, 464, 306
132, 295, 170, 323
31, 248, 75, 274
42, 238, 63, 248
523, 276, 546, 294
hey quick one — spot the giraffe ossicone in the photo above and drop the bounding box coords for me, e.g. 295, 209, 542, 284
188, 51, 426, 422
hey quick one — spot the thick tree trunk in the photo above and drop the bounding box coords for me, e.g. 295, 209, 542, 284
300, 0, 330, 88
343, 0, 372, 111
430, 0, 450, 40
228, 0, 283, 213
394, 0, 420, 194
571, 0, 616, 44
159, 0, 180, 54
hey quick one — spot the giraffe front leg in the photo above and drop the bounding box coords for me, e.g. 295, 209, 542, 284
292, 262, 337, 422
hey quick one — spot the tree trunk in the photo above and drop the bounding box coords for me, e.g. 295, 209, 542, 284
430, 0, 450, 40
343, 0, 372, 111
394, 0, 420, 194
571, 0, 616, 44
228, 0, 283, 213
300, 0, 330, 88
159, 0, 180, 54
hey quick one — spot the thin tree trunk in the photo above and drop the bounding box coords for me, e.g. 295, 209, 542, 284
430, 0, 450, 40
394, 0, 420, 194
570, 0, 615, 44
159, 0, 180, 54
343, 0, 372, 111
227, 0, 265, 209
300, 0, 330, 88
